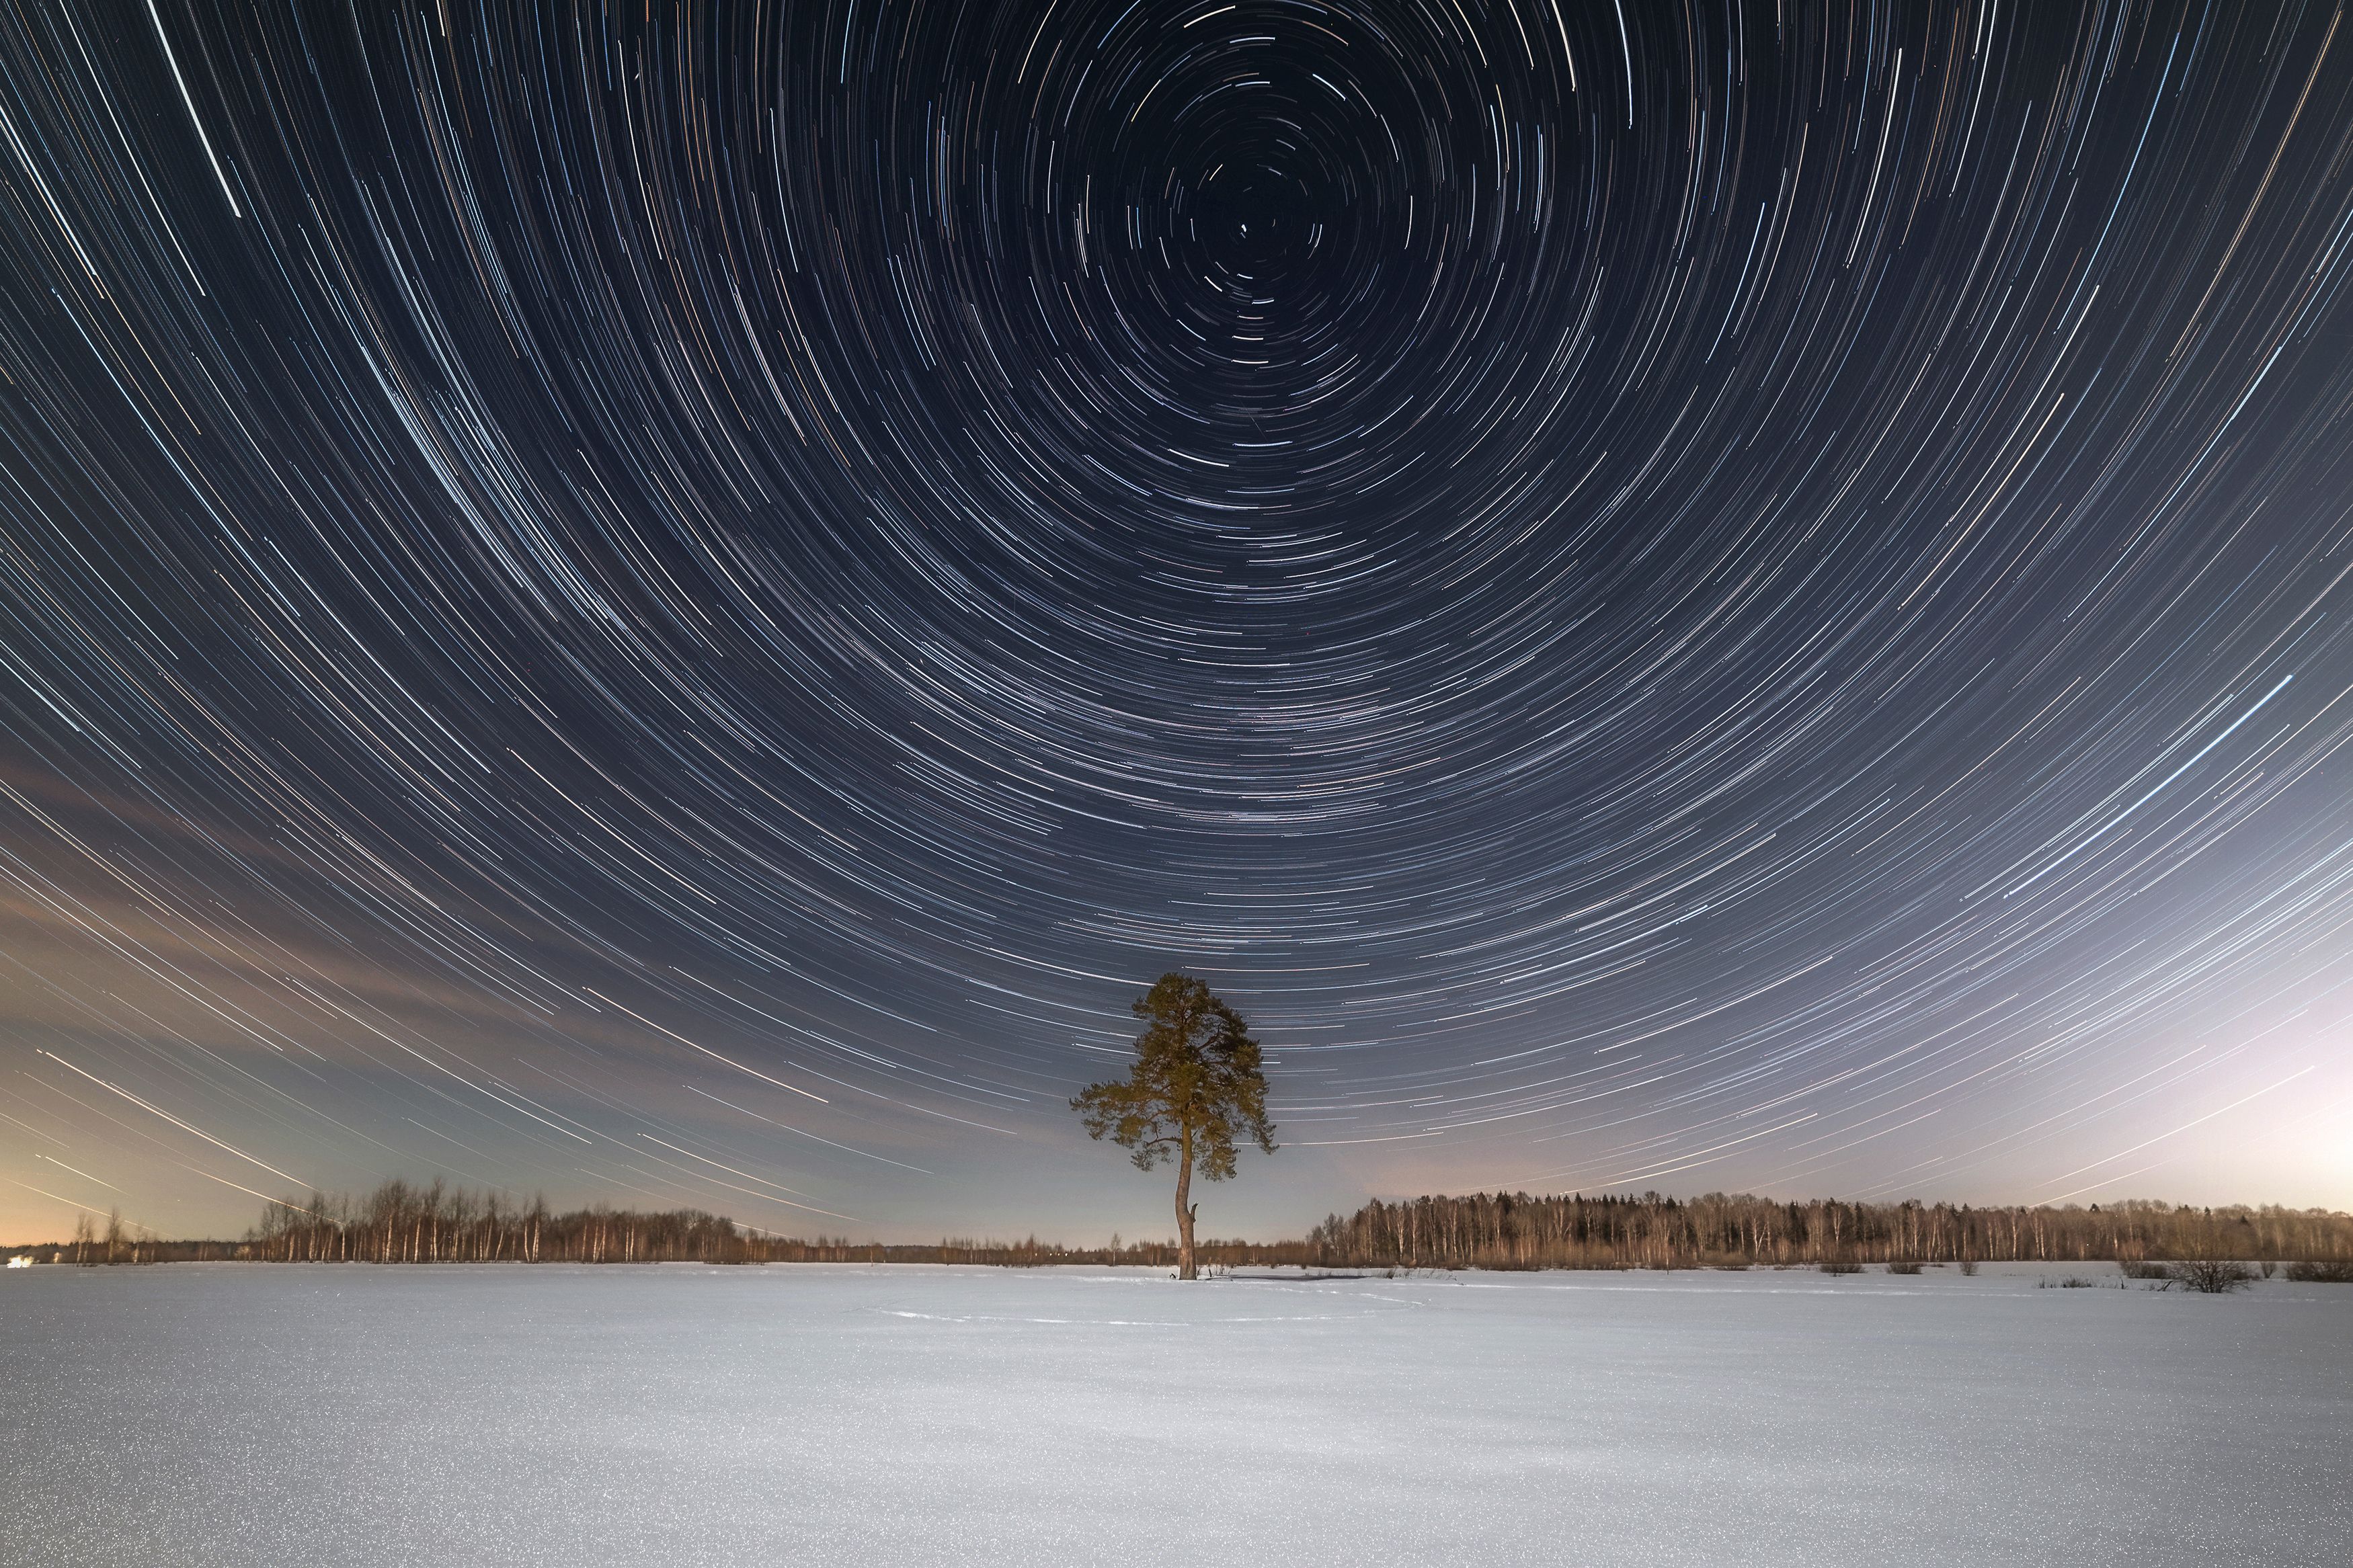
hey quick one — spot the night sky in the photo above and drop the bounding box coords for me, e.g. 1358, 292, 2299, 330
3, 1, 2350, 1245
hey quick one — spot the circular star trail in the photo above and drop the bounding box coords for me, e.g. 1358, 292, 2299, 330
3, 1, 2351, 1240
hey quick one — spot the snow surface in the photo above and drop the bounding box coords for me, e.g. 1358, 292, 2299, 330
3, 1262, 2347, 1566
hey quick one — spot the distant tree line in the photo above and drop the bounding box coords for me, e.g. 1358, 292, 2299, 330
234, 1181, 1317, 1266
239, 1180, 751, 1263
7, 1182, 2348, 1270
1303, 1192, 2353, 1270
6, 1209, 244, 1266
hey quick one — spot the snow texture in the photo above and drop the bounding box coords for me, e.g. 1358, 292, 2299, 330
3, 1262, 2347, 1565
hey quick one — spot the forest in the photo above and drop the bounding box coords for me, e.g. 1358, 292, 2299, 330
1302, 1191, 2353, 1270
6, 1181, 2350, 1270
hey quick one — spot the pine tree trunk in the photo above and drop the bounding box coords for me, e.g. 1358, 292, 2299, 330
1174, 1127, 1198, 1281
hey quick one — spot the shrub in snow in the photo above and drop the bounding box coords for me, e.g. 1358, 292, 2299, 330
2166, 1258, 2255, 1294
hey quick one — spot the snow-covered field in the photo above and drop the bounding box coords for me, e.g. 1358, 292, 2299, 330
3, 1262, 2346, 1566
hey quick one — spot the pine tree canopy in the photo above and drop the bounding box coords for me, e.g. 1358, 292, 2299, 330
1072, 973, 1275, 1181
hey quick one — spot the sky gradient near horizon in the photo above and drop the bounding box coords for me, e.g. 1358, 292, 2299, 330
4, 0, 2352, 1244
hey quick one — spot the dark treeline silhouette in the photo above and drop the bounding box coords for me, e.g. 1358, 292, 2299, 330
2, 1208, 242, 1266
229, 1180, 1312, 1266
232, 1180, 1322, 1266
7, 1181, 2349, 1270
1, 1181, 1311, 1268
241, 1180, 750, 1264
1304, 1192, 2353, 1270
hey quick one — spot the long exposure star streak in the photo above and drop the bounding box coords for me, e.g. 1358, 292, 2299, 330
2, 1, 2350, 1243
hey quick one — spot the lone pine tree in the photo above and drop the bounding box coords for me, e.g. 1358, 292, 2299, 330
1072, 973, 1276, 1280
